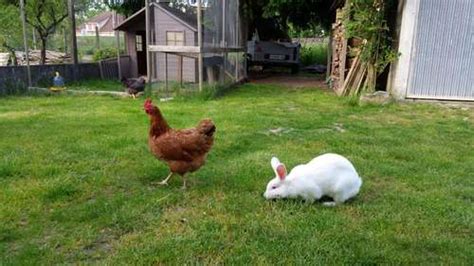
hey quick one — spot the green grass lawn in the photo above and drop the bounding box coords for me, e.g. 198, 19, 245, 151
0, 84, 473, 264
67, 79, 124, 92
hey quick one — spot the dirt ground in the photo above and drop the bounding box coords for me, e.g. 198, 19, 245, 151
248, 72, 329, 89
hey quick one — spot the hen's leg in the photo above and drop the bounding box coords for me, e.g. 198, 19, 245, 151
181, 175, 188, 190
154, 172, 173, 186
132, 94, 136, 99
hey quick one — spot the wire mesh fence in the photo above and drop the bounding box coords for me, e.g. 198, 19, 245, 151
146, 0, 246, 98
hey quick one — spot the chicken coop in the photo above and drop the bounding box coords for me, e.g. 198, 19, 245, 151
135, 0, 246, 93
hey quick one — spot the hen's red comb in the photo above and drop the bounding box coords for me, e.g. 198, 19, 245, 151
144, 98, 153, 107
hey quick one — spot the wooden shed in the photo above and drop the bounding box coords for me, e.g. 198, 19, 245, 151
115, 0, 198, 82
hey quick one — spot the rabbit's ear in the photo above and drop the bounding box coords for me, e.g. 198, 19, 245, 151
271, 157, 281, 170
271, 157, 286, 180
276, 164, 287, 180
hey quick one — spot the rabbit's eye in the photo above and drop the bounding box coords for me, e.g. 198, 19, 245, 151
271, 186, 277, 190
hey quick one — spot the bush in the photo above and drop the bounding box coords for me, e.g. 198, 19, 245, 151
300, 43, 328, 66
93, 48, 118, 62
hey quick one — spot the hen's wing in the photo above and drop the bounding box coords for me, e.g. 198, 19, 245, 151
151, 120, 215, 162
129, 78, 145, 92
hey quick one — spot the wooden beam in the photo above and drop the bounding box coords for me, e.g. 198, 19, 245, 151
178, 56, 183, 86
197, 0, 203, 91
149, 45, 200, 53
95, 26, 100, 49
148, 45, 244, 53
145, 0, 151, 80
164, 53, 168, 92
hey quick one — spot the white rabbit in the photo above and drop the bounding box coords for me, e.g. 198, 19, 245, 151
263, 153, 362, 206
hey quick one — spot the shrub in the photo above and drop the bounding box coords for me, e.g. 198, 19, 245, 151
93, 48, 118, 62
300, 43, 328, 66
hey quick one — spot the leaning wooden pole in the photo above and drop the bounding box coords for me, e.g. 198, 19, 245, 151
114, 12, 122, 80
197, 0, 203, 91
68, 0, 78, 81
20, 0, 32, 87
145, 0, 152, 81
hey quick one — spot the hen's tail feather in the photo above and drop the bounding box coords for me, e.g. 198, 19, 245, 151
198, 119, 216, 137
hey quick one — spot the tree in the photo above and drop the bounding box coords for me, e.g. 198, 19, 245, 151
104, 0, 144, 17
0, 4, 23, 65
104, 0, 332, 40
241, 0, 334, 41
22, 0, 69, 64
77, 0, 108, 24
240, 0, 288, 41
344, 0, 398, 92
263, 0, 333, 37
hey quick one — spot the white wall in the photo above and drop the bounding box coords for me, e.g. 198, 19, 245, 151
387, 0, 420, 100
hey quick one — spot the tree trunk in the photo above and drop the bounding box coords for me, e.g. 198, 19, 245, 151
40, 37, 47, 65
9, 49, 17, 66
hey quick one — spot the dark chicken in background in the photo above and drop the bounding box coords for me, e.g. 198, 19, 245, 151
121, 76, 146, 98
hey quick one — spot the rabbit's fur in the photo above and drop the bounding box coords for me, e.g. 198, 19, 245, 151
263, 153, 362, 206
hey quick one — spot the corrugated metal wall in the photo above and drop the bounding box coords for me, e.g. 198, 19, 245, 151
407, 0, 474, 101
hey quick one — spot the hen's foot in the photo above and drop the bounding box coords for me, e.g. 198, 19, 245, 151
157, 180, 169, 186
151, 172, 174, 186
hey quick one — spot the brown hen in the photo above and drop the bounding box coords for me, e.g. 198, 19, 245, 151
144, 99, 216, 188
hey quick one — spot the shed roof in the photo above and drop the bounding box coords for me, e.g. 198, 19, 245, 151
114, 2, 197, 32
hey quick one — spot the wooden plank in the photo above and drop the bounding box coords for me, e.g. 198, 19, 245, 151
341, 53, 360, 95
149, 45, 201, 53
351, 64, 367, 96
339, 35, 348, 91
148, 45, 245, 53
204, 47, 245, 53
